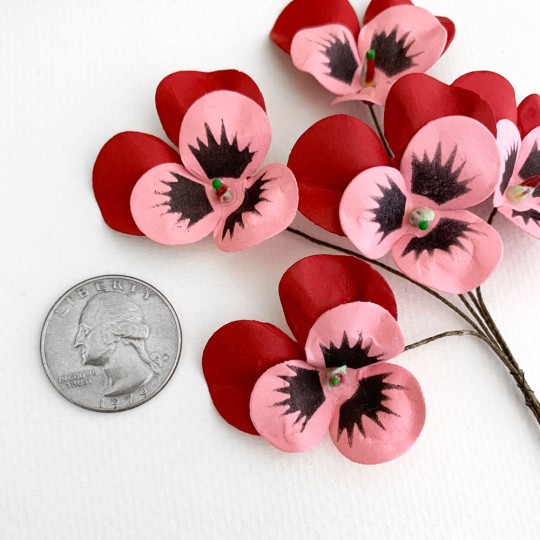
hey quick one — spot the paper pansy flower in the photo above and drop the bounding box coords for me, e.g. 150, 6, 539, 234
203, 254, 398, 437
452, 71, 540, 238
93, 70, 298, 252
250, 301, 425, 464
339, 116, 503, 293
271, 0, 454, 106
287, 74, 498, 237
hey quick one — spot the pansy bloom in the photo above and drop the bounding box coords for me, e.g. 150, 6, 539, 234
93, 70, 298, 252
271, 0, 454, 106
204, 255, 425, 464
250, 301, 424, 464
453, 71, 540, 238
339, 116, 503, 293
287, 74, 498, 236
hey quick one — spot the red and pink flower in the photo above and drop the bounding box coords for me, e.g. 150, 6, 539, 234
250, 301, 424, 464
93, 70, 298, 252
339, 116, 503, 293
271, 0, 454, 106
203, 255, 425, 464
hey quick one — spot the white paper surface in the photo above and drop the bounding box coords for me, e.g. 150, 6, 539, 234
0, 1, 539, 538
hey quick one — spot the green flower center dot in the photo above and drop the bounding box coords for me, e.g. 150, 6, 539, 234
329, 376, 341, 387
212, 178, 223, 190
366, 49, 376, 60
418, 220, 429, 231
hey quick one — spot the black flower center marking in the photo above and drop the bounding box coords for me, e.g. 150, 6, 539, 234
157, 171, 214, 228
370, 177, 407, 242
370, 27, 420, 77
320, 331, 383, 369
500, 142, 519, 195
518, 141, 540, 181
221, 172, 273, 240
411, 143, 473, 205
273, 364, 326, 432
319, 32, 359, 84
337, 373, 404, 446
401, 217, 478, 260
511, 208, 540, 227
189, 121, 255, 179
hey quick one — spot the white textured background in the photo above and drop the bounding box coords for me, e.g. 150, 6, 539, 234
1, 1, 539, 538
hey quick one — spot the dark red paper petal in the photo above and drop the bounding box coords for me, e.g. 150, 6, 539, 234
155, 70, 266, 146
270, 0, 360, 55
288, 115, 390, 235
384, 74, 497, 161
452, 71, 517, 124
436, 16, 456, 53
202, 321, 304, 436
279, 254, 398, 347
93, 132, 180, 236
517, 94, 540, 138
363, 0, 413, 23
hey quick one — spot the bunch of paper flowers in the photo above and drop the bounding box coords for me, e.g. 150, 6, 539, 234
92, 0, 540, 463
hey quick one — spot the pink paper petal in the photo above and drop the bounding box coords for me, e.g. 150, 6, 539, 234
290, 24, 362, 96
179, 91, 271, 181
331, 83, 392, 106
213, 163, 299, 252
494, 119, 522, 208
304, 301, 405, 370
498, 204, 540, 239
329, 363, 425, 464
362, 1, 455, 54
250, 360, 335, 453
401, 116, 500, 210
130, 163, 222, 245
517, 94, 540, 138
340, 166, 409, 259
357, 6, 447, 90
392, 210, 503, 293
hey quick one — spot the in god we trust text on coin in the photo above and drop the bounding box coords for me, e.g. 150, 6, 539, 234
41, 275, 182, 412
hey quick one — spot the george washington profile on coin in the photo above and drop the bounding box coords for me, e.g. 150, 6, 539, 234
74, 292, 162, 397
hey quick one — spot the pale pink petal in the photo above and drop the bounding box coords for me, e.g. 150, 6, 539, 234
401, 116, 500, 210
304, 301, 405, 370
130, 163, 222, 245
332, 81, 393, 106
291, 24, 363, 96
494, 119, 522, 208
498, 204, 540, 239
329, 363, 425, 465
213, 163, 299, 252
250, 360, 335, 453
357, 6, 447, 87
340, 166, 409, 259
179, 90, 271, 181
392, 210, 503, 293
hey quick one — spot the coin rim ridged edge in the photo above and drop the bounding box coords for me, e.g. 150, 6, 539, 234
40, 274, 182, 413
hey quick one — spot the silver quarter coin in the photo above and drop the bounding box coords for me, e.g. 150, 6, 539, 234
41, 275, 182, 412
